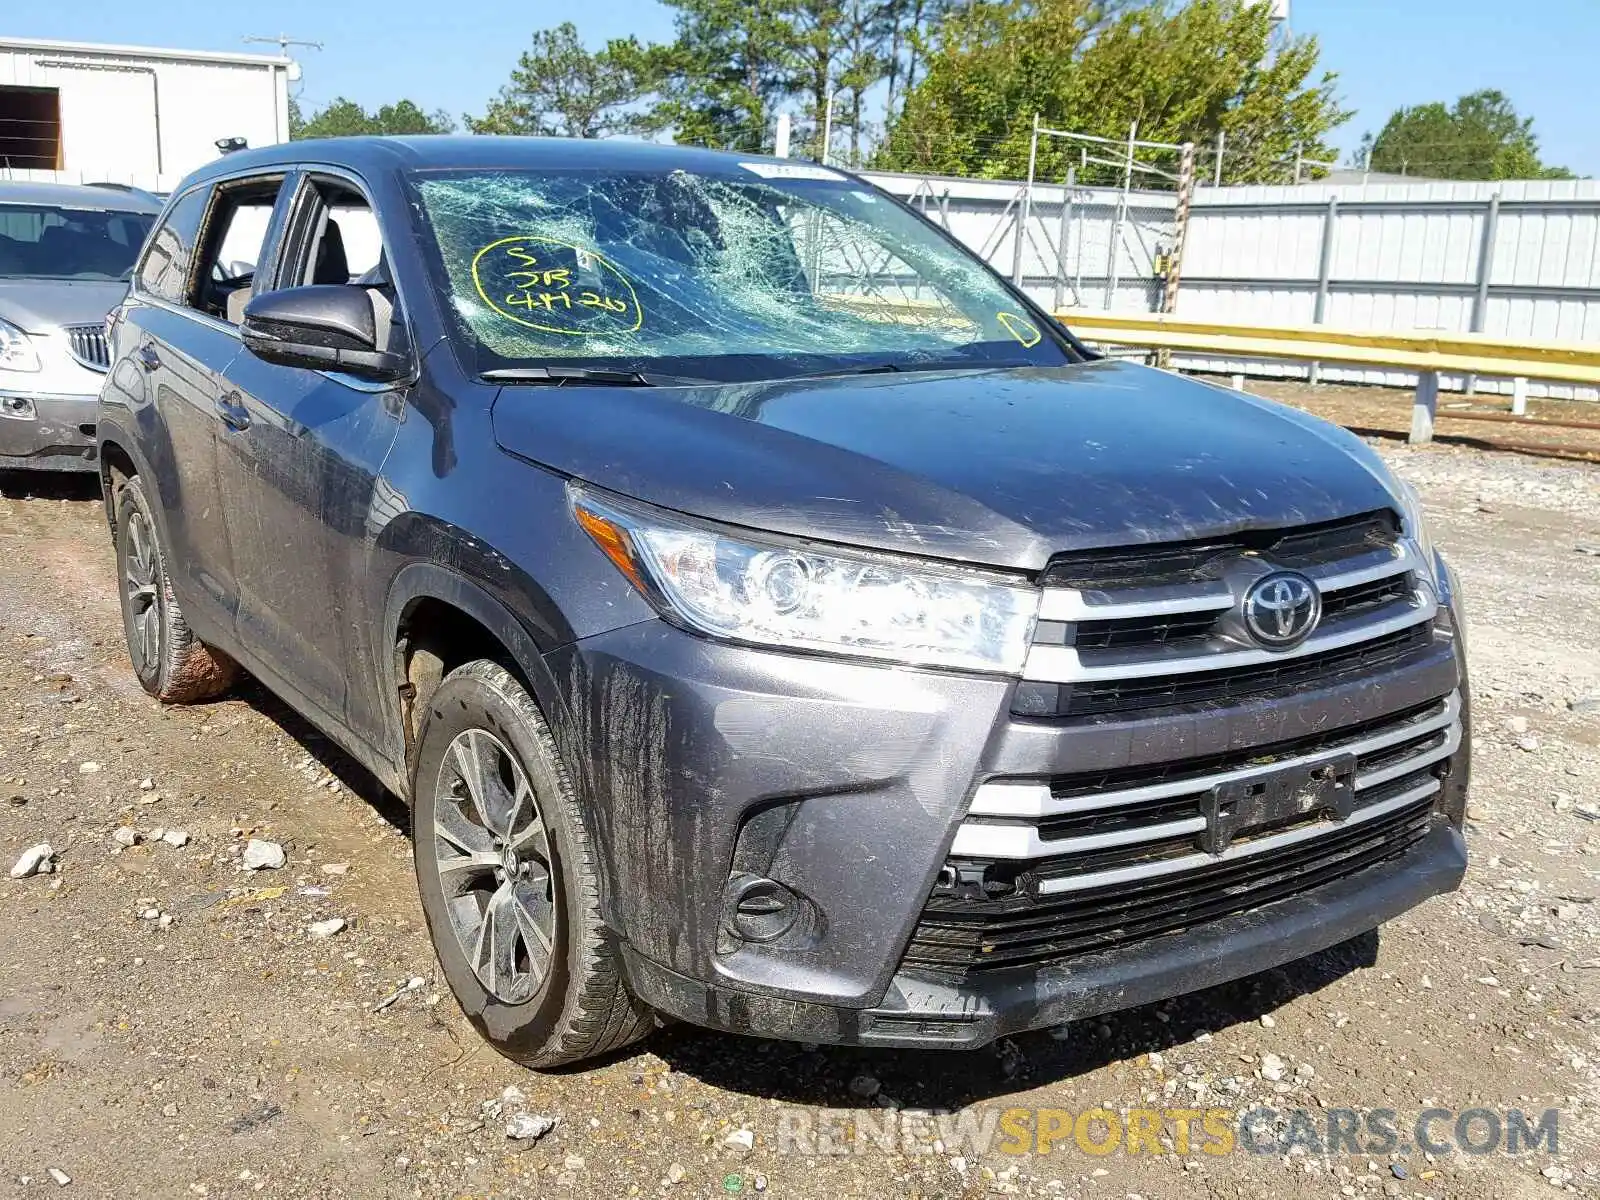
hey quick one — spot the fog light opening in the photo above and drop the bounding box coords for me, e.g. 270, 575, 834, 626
0, 396, 36, 421
724, 873, 801, 944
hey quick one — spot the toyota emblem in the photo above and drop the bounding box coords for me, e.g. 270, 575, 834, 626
1242, 571, 1321, 647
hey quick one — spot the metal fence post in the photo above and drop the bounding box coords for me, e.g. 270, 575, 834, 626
1053, 166, 1076, 312
1309, 196, 1339, 385
1213, 130, 1225, 187
1410, 371, 1439, 444
1465, 191, 1501, 396
1013, 114, 1039, 287
1105, 120, 1137, 309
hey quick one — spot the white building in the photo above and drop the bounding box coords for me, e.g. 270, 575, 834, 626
0, 36, 296, 193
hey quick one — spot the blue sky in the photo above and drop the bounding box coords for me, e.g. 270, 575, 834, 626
9, 0, 1597, 174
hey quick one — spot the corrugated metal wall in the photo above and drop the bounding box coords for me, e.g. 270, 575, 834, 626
863, 170, 1600, 400
0, 40, 290, 192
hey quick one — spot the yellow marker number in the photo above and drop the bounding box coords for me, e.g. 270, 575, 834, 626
471, 235, 643, 337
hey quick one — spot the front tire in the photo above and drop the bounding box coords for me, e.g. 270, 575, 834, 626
113, 475, 237, 704
411, 659, 652, 1068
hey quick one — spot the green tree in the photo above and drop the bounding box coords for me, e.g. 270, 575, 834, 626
292, 97, 455, 139
648, 0, 801, 151
876, 0, 1348, 184
466, 22, 656, 138
1365, 90, 1573, 180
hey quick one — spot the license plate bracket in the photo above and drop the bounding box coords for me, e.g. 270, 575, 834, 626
1202, 751, 1358, 854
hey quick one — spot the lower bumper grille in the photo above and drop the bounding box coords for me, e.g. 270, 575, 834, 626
903, 794, 1436, 978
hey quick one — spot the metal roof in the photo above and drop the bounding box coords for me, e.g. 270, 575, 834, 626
0, 35, 292, 68
0, 179, 163, 212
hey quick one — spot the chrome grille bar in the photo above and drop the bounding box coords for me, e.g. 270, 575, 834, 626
64, 325, 110, 373
1023, 586, 1436, 684
951, 691, 1459, 859
1034, 779, 1439, 895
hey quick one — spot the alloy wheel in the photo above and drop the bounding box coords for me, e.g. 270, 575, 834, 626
432, 728, 558, 1003
122, 509, 161, 676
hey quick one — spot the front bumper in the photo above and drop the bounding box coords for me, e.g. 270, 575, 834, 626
0, 390, 100, 472
547, 611, 1468, 1049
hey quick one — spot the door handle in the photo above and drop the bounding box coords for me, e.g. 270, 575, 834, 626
137, 343, 161, 372
215, 393, 251, 432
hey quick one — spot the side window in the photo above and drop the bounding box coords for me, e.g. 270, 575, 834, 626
281, 177, 405, 354
189, 177, 287, 324
135, 188, 209, 304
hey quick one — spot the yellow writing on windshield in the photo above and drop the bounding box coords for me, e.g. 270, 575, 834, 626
996, 311, 1042, 349
471, 235, 643, 336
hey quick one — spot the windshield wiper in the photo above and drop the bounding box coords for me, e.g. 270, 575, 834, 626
482, 366, 712, 387
788, 358, 1038, 380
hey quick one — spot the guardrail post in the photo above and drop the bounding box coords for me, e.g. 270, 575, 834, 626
1410, 371, 1439, 444
1230, 373, 1246, 392
1309, 197, 1339, 386
1511, 376, 1528, 416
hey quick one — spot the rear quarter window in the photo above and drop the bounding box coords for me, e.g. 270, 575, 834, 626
135, 188, 209, 303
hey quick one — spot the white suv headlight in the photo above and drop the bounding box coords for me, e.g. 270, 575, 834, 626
0, 317, 42, 373
570, 486, 1040, 674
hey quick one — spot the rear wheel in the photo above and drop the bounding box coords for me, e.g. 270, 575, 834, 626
113, 475, 237, 703
411, 659, 652, 1068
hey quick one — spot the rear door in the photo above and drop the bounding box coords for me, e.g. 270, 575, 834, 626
212, 171, 407, 735
118, 183, 242, 640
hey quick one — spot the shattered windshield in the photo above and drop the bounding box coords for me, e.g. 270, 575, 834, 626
410, 164, 1071, 382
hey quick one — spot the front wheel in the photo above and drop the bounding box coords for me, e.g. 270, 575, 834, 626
411, 659, 652, 1068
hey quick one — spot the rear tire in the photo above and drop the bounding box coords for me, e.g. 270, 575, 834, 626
411, 659, 652, 1068
113, 475, 237, 704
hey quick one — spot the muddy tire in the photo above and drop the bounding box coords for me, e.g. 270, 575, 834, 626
113, 475, 237, 704
411, 659, 652, 1068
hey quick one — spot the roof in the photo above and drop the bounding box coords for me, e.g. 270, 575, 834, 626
0, 180, 163, 212
0, 35, 292, 68
185, 136, 795, 185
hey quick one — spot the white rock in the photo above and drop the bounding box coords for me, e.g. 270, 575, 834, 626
157, 913, 174, 929
242, 839, 286, 870
501, 1084, 526, 1105
1259, 1014, 1277, 1029
139, 778, 154, 790
1506, 716, 1530, 735
308, 918, 346, 939
666, 1163, 686, 1184
724, 1129, 755, 1151
320, 862, 350, 875
1516, 735, 1540, 752
47, 1167, 71, 1187
112, 827, 141, 848
10, 843, 55, 878
78, 762, 101, 775
505, 1111, 558, 1142
140, 908, 160, 920
1295, 1062, 1316, 1080
161, 829, 190, 848
147, 827, 165, 843
1260, 1053, 1287, 1082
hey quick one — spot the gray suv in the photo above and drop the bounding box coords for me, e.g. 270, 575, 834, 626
0, 182, 159, 472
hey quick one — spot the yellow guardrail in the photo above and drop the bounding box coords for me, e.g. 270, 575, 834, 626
1055, 311, 1600, 386
1054, 310, 1600, 444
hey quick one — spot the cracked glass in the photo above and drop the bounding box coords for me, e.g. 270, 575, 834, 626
410, 163, 1072, 383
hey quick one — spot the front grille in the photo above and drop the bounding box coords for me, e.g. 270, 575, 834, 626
912, 692, 1461, 979
1040, 510, 1399, 590
903, 795, 1435, 977
65, 325, 110, 372
1030, 623, 1433, 718
1015, 508, 1437, 720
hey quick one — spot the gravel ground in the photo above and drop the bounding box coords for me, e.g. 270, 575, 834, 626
1, 408, 1597, 1198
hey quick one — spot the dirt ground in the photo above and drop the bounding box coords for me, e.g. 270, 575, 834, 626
1, 385, 1598, 1199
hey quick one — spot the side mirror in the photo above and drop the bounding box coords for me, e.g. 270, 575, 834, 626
241, 285, 409, 383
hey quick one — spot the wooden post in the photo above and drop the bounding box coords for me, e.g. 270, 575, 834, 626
1410, 371, 1439, 444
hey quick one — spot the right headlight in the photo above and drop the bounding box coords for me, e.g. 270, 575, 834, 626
570, 485, 1040, 674
0, 317, 41, 373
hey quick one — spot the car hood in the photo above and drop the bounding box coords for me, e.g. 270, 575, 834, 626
491, 358, 1404, 571
0, 279, 129, 332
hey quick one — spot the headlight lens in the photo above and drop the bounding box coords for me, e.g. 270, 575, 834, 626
571, 487, 1040, 674
0, 318, 41, 373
